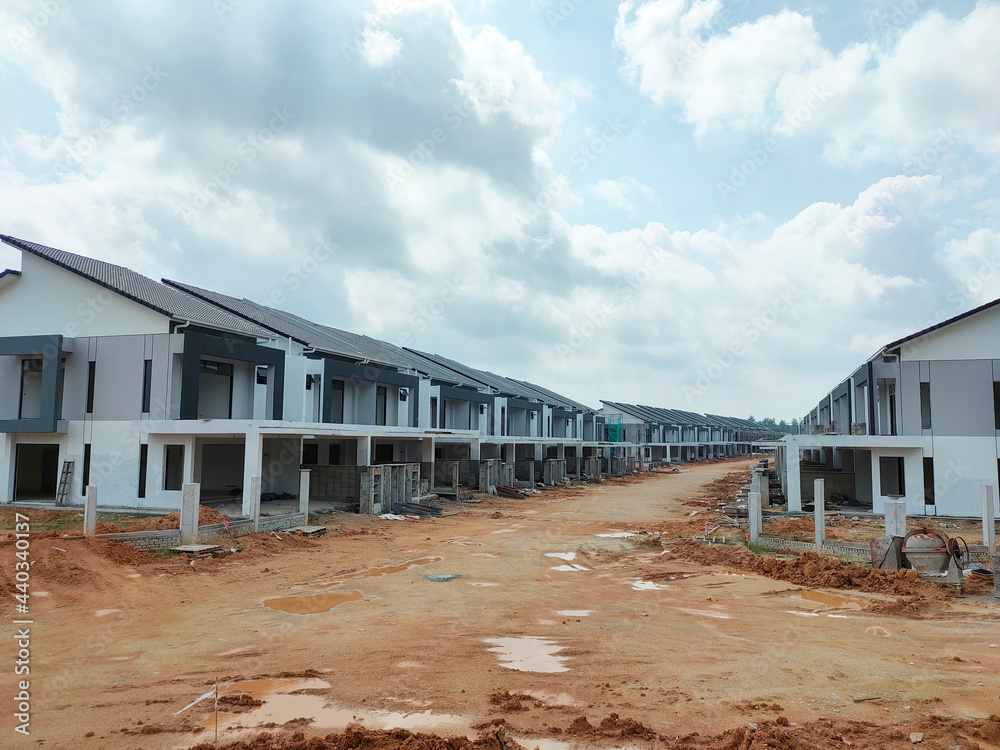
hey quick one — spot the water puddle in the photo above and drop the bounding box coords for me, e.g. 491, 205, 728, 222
217, 645, 258, 657
786, 610, 820, 617
264, 591, 364, 614
545, 552, 576, 561
515, 739, 572, 750
95, 609, 119, 617
866, 626, 891, 637
306, 558, 442, 588
551, 564, 589, 572
200, 678, 469, 736
631, 580, 667, 590
556, 610, 592, 617
780, 590, 862, 609
676, 608, 731, 620
598, 532, 636, 538
424, 574, 461, 582
484, 637, 571, 673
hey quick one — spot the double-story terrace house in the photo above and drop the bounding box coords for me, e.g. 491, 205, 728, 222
775, 297, 1000, 517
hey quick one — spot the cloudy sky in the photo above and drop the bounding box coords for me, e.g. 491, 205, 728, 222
2, 0, 999, 420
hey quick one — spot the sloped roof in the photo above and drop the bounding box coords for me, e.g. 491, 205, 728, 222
881, 296, 1000, 354
164, 279, 491, 388
164, 280, 364, 359
2, 236, 274, 338
407, 349, 557, 404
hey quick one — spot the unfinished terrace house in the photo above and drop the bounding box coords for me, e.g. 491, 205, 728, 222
775, 298, 1000, 518
599, 402, 772, 463
0, 236, 603, 517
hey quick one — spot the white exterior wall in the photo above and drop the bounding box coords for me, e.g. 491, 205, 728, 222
0, 254, 170, 337
900, 307, 1000, 361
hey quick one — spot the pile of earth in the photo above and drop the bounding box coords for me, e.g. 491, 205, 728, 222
669, 542, 951, 599
184, 714, 1000, 750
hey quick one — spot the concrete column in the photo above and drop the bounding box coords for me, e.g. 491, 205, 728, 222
884, 500, 907, 538
180, 483, 200, 545
298, 469, 311, 525
813, 478, 825, 552
451, 462, 459, 490
242, 429, 263, 516
84, 485, 98, 537
786, 448, 802, 512
748, 490, 762, 543
556, 443, 565, 460
983, 485, 996, 553
249, 476, 262, 533
357, 436, 372, 467
469, 440, 481, 461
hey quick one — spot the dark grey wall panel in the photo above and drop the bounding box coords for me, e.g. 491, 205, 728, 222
898, 361, 922, 436
929, 359, 995, 436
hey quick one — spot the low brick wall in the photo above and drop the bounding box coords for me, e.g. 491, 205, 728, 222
308, 466, 362, 506
94, 513, 308, 551
756, 535, 993, 564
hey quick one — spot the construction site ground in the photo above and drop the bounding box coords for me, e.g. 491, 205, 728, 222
3, 458, 999, 750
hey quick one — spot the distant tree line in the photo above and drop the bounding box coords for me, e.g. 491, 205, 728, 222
745, 416, 799, 434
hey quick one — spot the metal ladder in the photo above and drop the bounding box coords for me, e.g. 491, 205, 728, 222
56, 460, 74, 506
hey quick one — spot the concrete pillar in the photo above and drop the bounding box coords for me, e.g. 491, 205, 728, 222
983, 485, 996, 553
298, 469, 311, 525
84, 485, 98, 537
556, 443, 565, 460
249, 476, 262, 533
469, 440, 481, 461
357, 435, 372, 466
813, 478, 825, 552
748, 490, 762, 543
884, 500, 907, 538
451, 462, 459, 490
180, 483, 200, 545
786, 448, 802, 512
242, 429, 263, 516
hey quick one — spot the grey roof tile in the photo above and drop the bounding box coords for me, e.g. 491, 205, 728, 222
2, 236, 274, 338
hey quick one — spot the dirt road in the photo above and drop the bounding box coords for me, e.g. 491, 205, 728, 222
5, 459, 1000, 749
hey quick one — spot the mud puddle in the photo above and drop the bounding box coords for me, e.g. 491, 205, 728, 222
551, 564, 589, 572
485, 636, 571, 673
779, 590, 863, 609
305, 558, 442, 588
199, 678, 469, 738
264, 590, 364, 614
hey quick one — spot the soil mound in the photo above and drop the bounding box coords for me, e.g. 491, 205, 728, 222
111, 506, 230, 532
671, 542, 950, 599
190, 723, 525, 750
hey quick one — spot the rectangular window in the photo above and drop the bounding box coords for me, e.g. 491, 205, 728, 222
138, 444, 148, 498
142, 359, 153, 413
376, 386, 387, 426
330, 379, 345, 424
374, 443, 394, 463
86, 360, 96, 414
19, 359, 44, 419
82, 443, 92, 488
995, 382, 1000, 430
163, 444, 185, 491
302, 443, 319, 464
198, 359, 233, 419
920, 382, 931, 430
430, 397, 438, 428
256, 366, 268, 385
329, 443, 341, 465
879, 456, 905, 497
923, 457, 935, 506
501, 406, 506, 437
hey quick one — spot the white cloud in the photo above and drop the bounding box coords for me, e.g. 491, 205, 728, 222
592, 176, 657, 213
615, 1, 1000, 168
